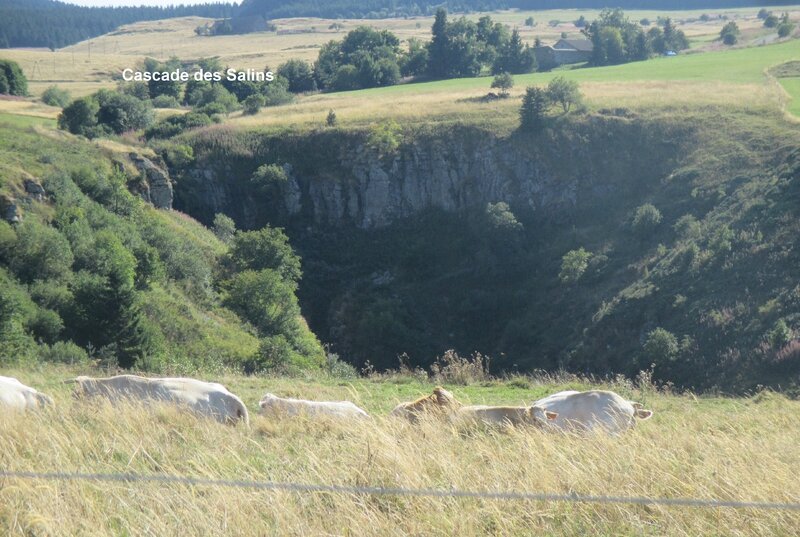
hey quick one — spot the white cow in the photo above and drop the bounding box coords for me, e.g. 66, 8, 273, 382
533, 390, 653, 434
0, 376, 54, 410
259, 393, 370, 420
453, 405, 557, 428
70, 375, 249, 426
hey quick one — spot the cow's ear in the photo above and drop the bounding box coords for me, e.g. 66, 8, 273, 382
545, 411, 558, 421
635, 409, 653, 420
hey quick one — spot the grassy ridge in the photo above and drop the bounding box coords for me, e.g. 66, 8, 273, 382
1, 365, 798, 535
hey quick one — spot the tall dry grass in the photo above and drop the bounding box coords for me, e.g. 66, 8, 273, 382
1, 370, 798, 536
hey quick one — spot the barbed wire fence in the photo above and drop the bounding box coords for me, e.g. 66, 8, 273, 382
2, 470, 799, 511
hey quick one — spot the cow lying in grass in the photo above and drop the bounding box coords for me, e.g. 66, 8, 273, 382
259, 393, 370, 420
390, 387, 460, 423
533, 390, 653, 434
69, 375, 249, 426
452, 405, 558, 428
0, 376, 54, 411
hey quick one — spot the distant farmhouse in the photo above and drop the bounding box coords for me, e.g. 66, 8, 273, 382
534, 38, 593, 70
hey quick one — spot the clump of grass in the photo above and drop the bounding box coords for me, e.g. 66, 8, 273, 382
430, 349, 491, 385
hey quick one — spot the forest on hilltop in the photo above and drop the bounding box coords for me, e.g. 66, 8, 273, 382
0, 0, 236, 49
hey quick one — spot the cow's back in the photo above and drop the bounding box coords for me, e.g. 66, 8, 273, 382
534, 390, 635, 433
74, 375, 248, 425
0, 376, 53, 410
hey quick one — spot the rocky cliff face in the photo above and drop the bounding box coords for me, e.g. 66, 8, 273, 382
176, 117, 684, 229
130, 153, 174, 210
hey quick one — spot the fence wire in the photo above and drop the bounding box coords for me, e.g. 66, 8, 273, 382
2, 470, 799, 511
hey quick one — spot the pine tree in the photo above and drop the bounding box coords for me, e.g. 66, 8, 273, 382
427, 8, 450, 79
519, 86, 549, 132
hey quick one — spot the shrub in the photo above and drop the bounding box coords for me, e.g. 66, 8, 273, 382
224, 269, 300, 337
330, 64, 360, 91
632, 203, 662, 235
486, 202, 522, 231
151, 94, 181, 108
674, 214, 701, 240
769, 319, 793, 348
0, 59, 27, 96
228, 226, 301, 282
212, 213, 236, 244
559, 247, 591, 283
643, 327, 679, 362
490, 72, 514, 96
778, 22, 794, 38
430, 349, 491, 385
367, 120, 402, 154
195, 84, 239, 113
41, 85, 70, 107
277, 59, 317, 93
10, 220, 74, 283
764, 14, 779, 28
250, 163, 288, 191
261, 76, 294, 106
58, 97, 100, 137
242, 93, 265, 115
547, 76, 583, 113
144, 112, 213, 140
720, 22, 739, 45
38, 340, 89, 365
325, 352, 359, 379
326, 109, 337, 126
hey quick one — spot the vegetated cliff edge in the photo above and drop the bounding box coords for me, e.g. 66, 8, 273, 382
168, 112, 800, 393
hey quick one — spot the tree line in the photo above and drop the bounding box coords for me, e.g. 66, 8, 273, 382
0, 0, 236, 49
235, 0, 798, 22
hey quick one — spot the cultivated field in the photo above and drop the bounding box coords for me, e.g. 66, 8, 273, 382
1, 366, 798, 536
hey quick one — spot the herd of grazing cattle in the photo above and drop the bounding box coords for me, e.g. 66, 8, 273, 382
0, 374, 654, 435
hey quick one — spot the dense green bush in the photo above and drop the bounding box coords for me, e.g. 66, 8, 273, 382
559, 248, 591, 283
41, 85, 71, 107
58, 90, 154, 137
0, 59, 27, 96
643, 328, 679, 362
242, 93, 265, 115
277, 59, 317, 93
314, 26, 402, 91
152, 94, 181, 108
632, 203, 662, 235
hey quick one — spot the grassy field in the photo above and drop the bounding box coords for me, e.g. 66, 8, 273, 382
779, 77, 800, 116
226, 37, 800, 130
0, 365, 798, 535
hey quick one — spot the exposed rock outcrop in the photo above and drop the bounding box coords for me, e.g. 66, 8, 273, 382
23, 176, 45, 201
1, 194, 21, 223
130, 153, 173, 209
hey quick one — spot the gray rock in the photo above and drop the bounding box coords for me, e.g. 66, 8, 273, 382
23, 177, 46, 201
129, 153, 173, 209
1, 195, 21, 223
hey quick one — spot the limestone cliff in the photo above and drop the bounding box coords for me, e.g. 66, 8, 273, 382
175, 116, 686, 229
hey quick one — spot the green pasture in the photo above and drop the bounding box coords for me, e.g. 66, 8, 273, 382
332, 39, 800, 99
779, 77, 800, 115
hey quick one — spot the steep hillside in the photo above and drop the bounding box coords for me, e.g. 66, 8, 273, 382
0, 119, 322, 374
165, 109, 800, 392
